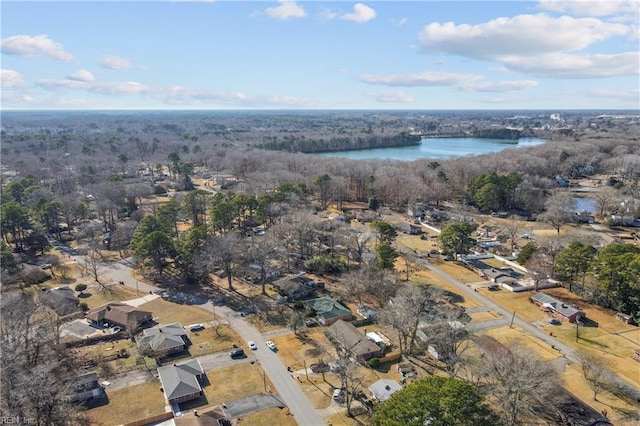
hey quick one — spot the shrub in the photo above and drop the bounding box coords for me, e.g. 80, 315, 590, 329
79, 302, 89, 311
75, 283, 88, 293
368, 357, 380, 368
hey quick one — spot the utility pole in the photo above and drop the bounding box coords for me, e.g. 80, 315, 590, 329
510, 310, 516, 328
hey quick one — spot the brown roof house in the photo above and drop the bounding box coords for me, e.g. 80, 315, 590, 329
40, 286, 79, 315
273, 275, 316, 301
85, 302, 152, 331
136, 323, 189, 357
327, 319, 384, 363
158, 358, 205, 405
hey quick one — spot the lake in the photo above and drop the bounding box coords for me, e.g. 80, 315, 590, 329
320, 137, 545, 161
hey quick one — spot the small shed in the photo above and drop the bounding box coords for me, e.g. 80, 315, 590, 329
615, 312, 636, 325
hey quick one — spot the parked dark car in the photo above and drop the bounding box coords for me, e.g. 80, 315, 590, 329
229, 348, 245, 358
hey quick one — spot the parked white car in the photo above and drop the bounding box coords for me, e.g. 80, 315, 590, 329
266, 340, 277, 351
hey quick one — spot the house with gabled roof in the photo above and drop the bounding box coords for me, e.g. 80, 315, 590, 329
304, 297, 352, 326
136, 322, 188, 357
85, 302, 152, 331
40, 286, 79, 315
327, 319, 384, 363
531, 292, 585, 323
158, 358, 205, 404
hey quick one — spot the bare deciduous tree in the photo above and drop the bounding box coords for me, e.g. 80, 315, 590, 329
380, 284, 443, 355
477, 345, 565, 426
577, 351, 612, 401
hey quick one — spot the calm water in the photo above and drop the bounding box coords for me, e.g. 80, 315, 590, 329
320, 137, 545, 161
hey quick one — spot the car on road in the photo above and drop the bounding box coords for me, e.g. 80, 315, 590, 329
189, 323, 205, 331
40, 263, 52, 270
229, 348, 245, 358
248, 341, 257, 350
266, 341, 277, 351
549, 318, 562, 325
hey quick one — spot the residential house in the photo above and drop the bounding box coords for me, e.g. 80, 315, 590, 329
137, 322, 189, 357
408, 203, 426, 218
40, 286, 79, 315
85, 302, 152, 331
396, 222, 422, 235
304, 298, 352, 326
530, 293, 585, 323
357, 304, 379, 321
67, 371, 104, 403
273, 276, 316, 301
368, 379, 402, 402
327, 319, 384, 363
158, 358, 205, 404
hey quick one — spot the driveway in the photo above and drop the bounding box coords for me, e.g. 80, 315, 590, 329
60, 319, 104, 339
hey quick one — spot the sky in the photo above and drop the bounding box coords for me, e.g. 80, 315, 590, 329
1, 0, 639, 110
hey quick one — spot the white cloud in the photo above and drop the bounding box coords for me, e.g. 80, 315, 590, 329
366, 91, 414, 103
391, 17, 408, 27
99, 55, 134, 70
91, 81, 149, 95
320, 8, 338, 20
419, 14, 628, 59
37, 78, 90, 90
538, 0, 640, 17
265, 1, 306, 20
1, 69, 27, 88
358, 71, 538, 92
503, 51, 639, 78
360, 71, 481, 87
0, 34, 73, 61
67, 69, 95, 82
465, 80, 539, 92
341, 3, 376, 23
579, 88, 640, 102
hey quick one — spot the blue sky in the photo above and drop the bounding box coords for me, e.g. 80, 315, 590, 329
1, 1, 638, 110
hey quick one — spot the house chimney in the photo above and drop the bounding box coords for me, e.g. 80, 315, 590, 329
385, 385, 390, 391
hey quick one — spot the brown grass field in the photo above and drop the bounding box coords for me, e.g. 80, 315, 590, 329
81, 284, 140, 309
237, 407, 297, 426
188, 325, 240, 356
140, 298, 217, 325
82, 381, 166, 426
203, 362, 274, 406
411, 269, 484, 309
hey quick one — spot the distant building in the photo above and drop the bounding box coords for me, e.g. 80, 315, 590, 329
304, 297, 352, 326
531, 293, 585, 323
327, 319, 384, 363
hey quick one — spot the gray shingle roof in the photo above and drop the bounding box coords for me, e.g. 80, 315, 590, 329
531, 293, 583, 319
157, 359, 204, 401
